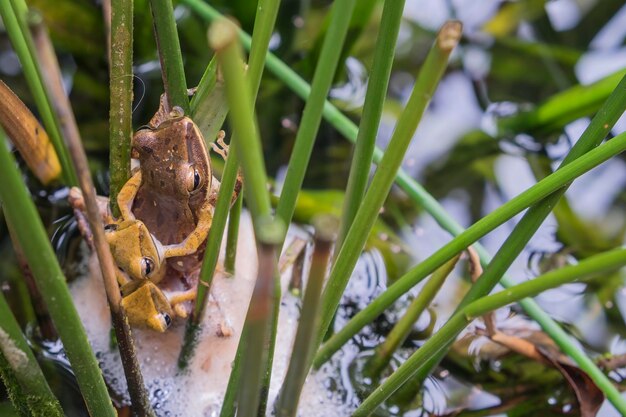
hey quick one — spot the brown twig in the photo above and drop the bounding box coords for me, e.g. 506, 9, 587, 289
467, 247, 497, 336
31, 19, 155, 417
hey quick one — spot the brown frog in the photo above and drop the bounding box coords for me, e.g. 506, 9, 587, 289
72, 97, 240, 331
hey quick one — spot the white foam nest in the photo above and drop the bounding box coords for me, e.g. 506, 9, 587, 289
69, 212, 352, 417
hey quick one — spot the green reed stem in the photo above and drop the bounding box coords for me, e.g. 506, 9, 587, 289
109, 0, 133, 216
149, 0, 190, 113
354, 247, 626, 415
210, 9, 281, 414
364, 254, 460, 380
225, 194, 243, 274
275, 215, 337, 417
240, 0, 283, 411
192, 142, 241, 323
314, 128, 626, 367
317, 21, 462, 350
0, 0, 77, 185
336, 0, 405, 253
0, 292, 63, 416
0, 129, 116, 417
235, 218, 284, 417
211, 20, 271, 220
190, 56, 229, 142
275, 0, 357, 244
181, 0, 280, 373
498, 68, 626, 135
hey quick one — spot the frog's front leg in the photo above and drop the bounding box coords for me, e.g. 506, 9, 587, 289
167, 289, 197, 318
117, 170, 142, 221
162, 202, 213, 258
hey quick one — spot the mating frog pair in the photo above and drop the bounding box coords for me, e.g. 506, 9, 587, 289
73, 98, 241, 332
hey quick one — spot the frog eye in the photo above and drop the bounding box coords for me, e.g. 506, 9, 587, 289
186, 165, 203, 193
104, 223, 118, 232
162, 313, 172, 328
141, 257, 155, 277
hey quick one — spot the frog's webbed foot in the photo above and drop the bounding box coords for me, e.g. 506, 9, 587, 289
209, 131, 229, 159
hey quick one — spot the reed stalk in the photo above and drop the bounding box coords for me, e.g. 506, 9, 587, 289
336, 0, 406, 253
235, 217, 284, 417
0, 128, 116, 417
353, 247, 626, 415
210, 13, 281, 416
0, 292, 63, 416
363, 254, 460, 379
149, 0, 190, 113
317, 21, 462, 350
275, 0, 357, 244
180, 0, 281, 376
274, 215, 337, 417
190, 56, 229, 142
109, 0, 133, 216
225, 194, 243, 274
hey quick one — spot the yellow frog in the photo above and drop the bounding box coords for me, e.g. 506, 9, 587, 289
72, 97, 240, 332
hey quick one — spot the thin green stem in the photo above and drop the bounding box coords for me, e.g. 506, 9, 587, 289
225, 194, 243, 274
336, 0, 406, 253
0, 292, 63, 416
192, 142, 241, 322
354, 247, 626, 415
317, 21, 462, 350
149, 0, 190, 113
109, 0, 133, 216
314, 128, 626, 367
498, 68, 626, 135
275, 0, 357, 244
210, 10, 280, 415
235, 218, 284, 417
0, 129, 116, 417
275, 215, 337, 417
181, 0, 281, 374
239, 0, 283, 411
190, 56, 229, 142
0, 0, 77, 185
364, 254, 460, 379
211, 20, 271, 221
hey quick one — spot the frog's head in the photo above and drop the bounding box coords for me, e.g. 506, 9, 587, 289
120, 280, 173, 332
104, 219, 165, 283
132, 117, 211, 199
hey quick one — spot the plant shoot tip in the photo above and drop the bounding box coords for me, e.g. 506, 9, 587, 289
438, 20, 462, 51
208, 19, 239, 52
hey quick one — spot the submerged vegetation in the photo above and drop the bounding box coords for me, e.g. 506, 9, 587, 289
0, 0, 626, 416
